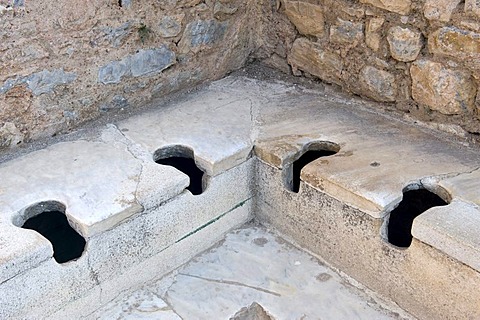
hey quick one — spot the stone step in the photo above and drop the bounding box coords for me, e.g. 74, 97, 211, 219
0, 75, 479, 319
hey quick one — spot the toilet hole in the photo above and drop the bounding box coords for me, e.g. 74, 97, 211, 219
18, 202, 86, 263
285, 142, 339, 193
154, 145, 206, 195
387, 188, 448, 248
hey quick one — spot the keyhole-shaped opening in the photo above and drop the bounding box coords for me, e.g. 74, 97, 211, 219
154, 145, 206, 195
387, 188, 449, 248
285, 142, 340, 193
17, 202, 86, 263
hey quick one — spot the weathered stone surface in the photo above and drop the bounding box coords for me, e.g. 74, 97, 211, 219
214, 1, 238, 21
429, 27, 480, 62
179, 19, 228, 53
288, 38, 343, 85
465, 0, 480, 17
27, 69, 77, 95
284, 1, 325, 38
387, 26, 422, 62
1, 69, 77, 96
98, 61, 129, 84
330, 18, 363, 46
411, 60, 477, 115
158, 14, 185, 37
98, 46, 176, 84
100, 22, 132, 47
365, 17, 384, 51
0, 122, 23, 149
412, 201, 480, 272
130, 48, 176, 77
424, 0, 461, 22
359, 0, 411, 15
360, 66, 397, 102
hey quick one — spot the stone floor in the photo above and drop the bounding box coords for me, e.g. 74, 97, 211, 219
92, 226, 413, 320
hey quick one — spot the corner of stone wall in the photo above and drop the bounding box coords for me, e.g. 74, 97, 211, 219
262, 0, 480, 139
0, 0, 255, 150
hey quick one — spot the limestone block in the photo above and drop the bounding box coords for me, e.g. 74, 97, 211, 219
118, 86, 253, 177
98, 46, 176, 84
360, 66, 397, 102
359, 0, 411, 15
158, 14, 185, 37
329, 18, 363, 47
214, 1, 238, 21
387, 26, 422, 62
0, 69, 77, 96
438, 168, 480, 205
178, 19, 228, 54
412, 201, 480, 272
365, 17, 384, 51
284, 1, 325, 38
0, 122, 23, 149
288, 38, 343, 85
465, 0, 480, 17
424, 0, 461, 22
410, 60, 477, 115
429, 27, 480, 63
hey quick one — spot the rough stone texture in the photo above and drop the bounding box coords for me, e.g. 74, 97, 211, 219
158, 14, 185, 37
0, 69, 77, 96
98, 46, 176, 84
0, 0, 253, 150
359, 0, 411, 15
284, 1, 325, 38
465, 0, 480, 17
330, 18, 363, 47
411, 60, 477, 115
429, 27, 480, 65
214, 2, 238, 21
360, 66, 397, 102
365, 17, 384, 52
288, 38, 343, 85
0, 122, 23, 148
178, 19, 228, 53
387, 26, 422, 62
424, 0, 462, 22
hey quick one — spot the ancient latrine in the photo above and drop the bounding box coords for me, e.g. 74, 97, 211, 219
1, 0, 480, 319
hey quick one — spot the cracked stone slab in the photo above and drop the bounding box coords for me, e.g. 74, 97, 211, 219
412, 200, 480, 272
437, 168, 480, 206
94, 227, 410, 319
118, 84, 254, 177
246, 76, 480, 217
0, 135, 189, 281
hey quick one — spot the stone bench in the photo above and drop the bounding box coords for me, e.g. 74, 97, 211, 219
1, 75, 479, 319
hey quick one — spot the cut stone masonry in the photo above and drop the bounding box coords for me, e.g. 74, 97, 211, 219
0, 76, 479, 319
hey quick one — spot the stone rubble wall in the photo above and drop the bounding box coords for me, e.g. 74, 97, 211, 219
259, 0, 480, 137
0, 0, 254, 149
2, 0, 480, 150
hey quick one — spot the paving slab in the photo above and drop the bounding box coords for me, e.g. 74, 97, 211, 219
93, 227, 411, 320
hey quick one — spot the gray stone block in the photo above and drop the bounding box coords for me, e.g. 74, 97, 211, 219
98, 46, 176, 84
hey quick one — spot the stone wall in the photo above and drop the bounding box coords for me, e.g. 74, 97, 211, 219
2, 0, 480, 150
0, 0, 254, 149
263, 0, 480, 137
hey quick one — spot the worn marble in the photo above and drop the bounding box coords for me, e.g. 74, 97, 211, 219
94, 227, 410, 320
